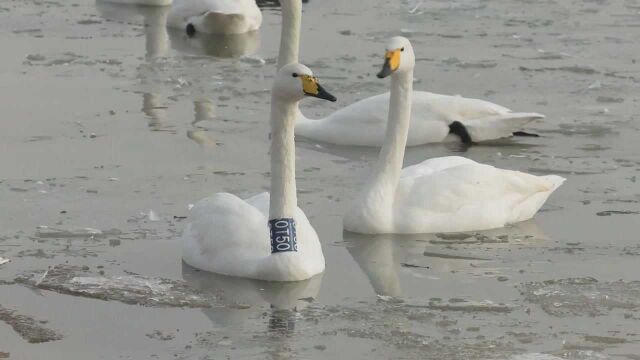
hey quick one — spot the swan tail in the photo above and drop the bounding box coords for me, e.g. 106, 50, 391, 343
509, 174, 565, 224
461, 112, 545, 142
541, 174, 566, 192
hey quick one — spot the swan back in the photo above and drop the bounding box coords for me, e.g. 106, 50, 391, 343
168, 0, 262, 34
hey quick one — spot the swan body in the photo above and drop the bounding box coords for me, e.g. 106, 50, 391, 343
344, 156, 565, 234
168, 0, 262, 35
296, 92, 544, 147
181, 64, 335, 281
98, 0, 172, 6
343, 37, 564, 235
183, 192, 324, 281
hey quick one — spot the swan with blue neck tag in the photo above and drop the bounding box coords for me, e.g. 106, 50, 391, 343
181, 63, 334, 281
168, 0, 262, 35
343, 37, 564, 235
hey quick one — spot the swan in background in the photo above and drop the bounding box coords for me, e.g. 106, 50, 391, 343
181, 63, 336, 281
295, 91, 544, 147
293, 41, 543, 146
98, 0, 172, 6
343, 37, 564, 235
168, 0, 262, 35
269, 0, 540, 147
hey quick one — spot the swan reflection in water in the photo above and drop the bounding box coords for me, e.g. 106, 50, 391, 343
97, 0, 259, 142
97, 1, 172, 130
344, 221, 550, 297
168, 29, 260, 58
181, 262, 323, 330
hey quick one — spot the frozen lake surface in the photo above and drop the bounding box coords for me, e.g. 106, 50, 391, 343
1, 0, 639, 358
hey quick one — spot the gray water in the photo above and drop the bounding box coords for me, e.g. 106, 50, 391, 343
1, 0, 639, 359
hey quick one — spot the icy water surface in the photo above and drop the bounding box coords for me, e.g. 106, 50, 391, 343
1, 0, 640, 359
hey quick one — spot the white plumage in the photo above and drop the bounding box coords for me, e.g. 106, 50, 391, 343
181, 64, 333, 281
343, 37, 564, 234
98, 0, 173, 6
182, 193, 324, 281
296, 91, 544, 147
344, 156, 564, 234
168, 0, 262, 35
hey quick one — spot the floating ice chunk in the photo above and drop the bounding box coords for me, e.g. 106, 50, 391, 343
0, 257, 10, 266
147, 210, 161, 222
240, 56, 265, 66
35, 227, 103, 239
16, 265, 212, 308
0, 304, 63, 343
427, 299, 514, 313
587, 80, 602, 90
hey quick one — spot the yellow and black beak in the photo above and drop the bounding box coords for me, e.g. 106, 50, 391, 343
377, 49, 401, 78
301, 75, 337, 102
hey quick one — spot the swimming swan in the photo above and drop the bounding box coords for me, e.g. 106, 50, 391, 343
168, 0, 262, 35
343, 37, 564, 234
181, 63, 336, 281
98, 0, 172, 6
295, 58, 544, 146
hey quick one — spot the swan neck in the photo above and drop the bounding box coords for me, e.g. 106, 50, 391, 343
269, 96, 298, 219
277, 0, 301, 69
369, 71, 414, 202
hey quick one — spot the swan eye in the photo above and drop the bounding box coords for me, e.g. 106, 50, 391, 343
292, 73, 298, 78
401, 47, 405, 52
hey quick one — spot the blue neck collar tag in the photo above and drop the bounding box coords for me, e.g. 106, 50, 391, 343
269, 218, 298, 253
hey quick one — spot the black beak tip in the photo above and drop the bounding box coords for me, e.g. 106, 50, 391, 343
377, 67, 392, 79
328, 94, 337, 102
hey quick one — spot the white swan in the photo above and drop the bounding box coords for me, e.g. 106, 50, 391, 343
182, 63, 336, 281
294, 56, 543, 146
343, 37, 564, 235
167, 0, 262, 35
295, 91, 544, 146
268, 0, 541, 146
98, 0, 172, 6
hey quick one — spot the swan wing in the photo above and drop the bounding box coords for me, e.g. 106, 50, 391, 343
296, 91, 540, 146
182, 193, 269, 276
182, 192, 324, 280
394, 159, 564, 233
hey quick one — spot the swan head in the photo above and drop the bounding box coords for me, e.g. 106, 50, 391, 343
273, 63, 336, 103
377, 36, 415, 78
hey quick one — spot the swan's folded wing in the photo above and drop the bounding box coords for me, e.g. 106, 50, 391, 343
400, 156, 477, 180
182, 193, 270, 274
395, 163, 562, 232
414, 92, 511, 120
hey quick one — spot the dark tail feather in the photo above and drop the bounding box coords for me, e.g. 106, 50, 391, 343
449, 121, 473, 144
512, 131, 539, 137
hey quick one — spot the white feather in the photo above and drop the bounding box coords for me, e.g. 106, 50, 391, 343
296, 91, 544, 147
168, 0, 262, 35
